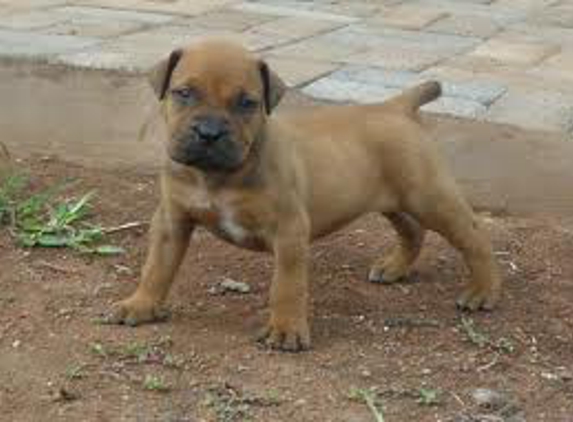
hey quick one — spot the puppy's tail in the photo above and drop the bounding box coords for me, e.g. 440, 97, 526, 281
384, 80, 442, 116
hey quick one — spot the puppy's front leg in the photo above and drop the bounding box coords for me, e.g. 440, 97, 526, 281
111, 203, 194, 326
259, 212, 311, 352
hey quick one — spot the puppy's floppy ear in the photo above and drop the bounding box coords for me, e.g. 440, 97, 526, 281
148, 49, 183, 100
259, 60, 286, 114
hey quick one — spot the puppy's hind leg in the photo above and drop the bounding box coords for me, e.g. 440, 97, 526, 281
407, 178, 501, 311
368, 212, 425, 283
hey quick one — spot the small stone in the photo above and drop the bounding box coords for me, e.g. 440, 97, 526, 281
361, 369, 372, 378
471, 388, 508, 410
541, 371, 559, 381
219, 278, 251, 294
294, 398, 307, 407
12, 340, 21, 348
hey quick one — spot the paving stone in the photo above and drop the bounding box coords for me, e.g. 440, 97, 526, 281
302, 77, 400, 103
58, 23, 291, 71
72, 0, 237, 16
302, 67, 487, 119
57, 25, 235, 71
426, 62, 573, 96
423, 96, 487, 119
493, 0, 560, 11
427, 13, 502, 38
407, 0, 527, 24
1, 9, 64, 30
330, 65, 506, 105
467, 38, 559, 66
263, 56, 339, 87
42, 18, 145, 38
231, 2, 359, 23
368, 5, 447, 30
1, 5, 175, 36
336, 24, 481, 53
345, 44, 445, 71
306, 1, 388, 18
266, 37, 368, 62
527, 3, 573, 29
502, 23, 573, 49
53, 5, 175, 24
173, 9, 277, 32
529, 50, 573, 82
486, 89, 573, 132
0, 29, 100, 58
422, 66, 507, 104
249, 16, 343, 38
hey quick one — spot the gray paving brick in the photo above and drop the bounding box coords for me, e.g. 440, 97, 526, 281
302, 72, 487, 119
263, 55, 339, 87
231, 2, 359, 23
406, 0, 528, 24
468, 38, 559, 66
71, 0, 236, 16
527, 3, 573, 28
1, 9, 64, 30
266, 37, 368, 62
368, 4, 447, 30
485, 89, 573, 132
0, 29, 100, 58
323, 65, 506, 105
331, 24, 481, 53
345, 44, 446, 71
423, 96, 487, 118
302, 77, 400, 103
427, 14, 503, 38
58, 23, 290, 71
57, 25, 235, 71
54, 6, 176, 24
42, 18, 146, 39
172, 9, 278, 32
1, 5, 176, 37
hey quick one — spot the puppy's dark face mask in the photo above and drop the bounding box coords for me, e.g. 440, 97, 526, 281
148, 42, 285, 173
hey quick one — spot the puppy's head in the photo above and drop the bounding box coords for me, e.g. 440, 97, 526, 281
148, 40, 285, 172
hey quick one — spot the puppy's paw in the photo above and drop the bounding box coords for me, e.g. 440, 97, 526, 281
257, 316, 310, 352
106, 294, 170, 326
456, 286, 500, 312
368, 253, 412, 284
368, 264, 416, 284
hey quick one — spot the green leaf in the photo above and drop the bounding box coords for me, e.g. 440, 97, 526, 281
94, 245, 125, 255
36, 233, 70, 247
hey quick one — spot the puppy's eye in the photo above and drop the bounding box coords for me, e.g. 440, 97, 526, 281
235, 93, 258, 113
171, 87, 199, 105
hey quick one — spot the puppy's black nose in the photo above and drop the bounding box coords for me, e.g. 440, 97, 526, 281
193, 116, 229, 143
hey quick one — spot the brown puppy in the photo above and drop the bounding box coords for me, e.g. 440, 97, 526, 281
111, 39, 501, 351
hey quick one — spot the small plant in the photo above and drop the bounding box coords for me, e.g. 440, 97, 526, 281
65, 364, 87, 380
460, 317, 490, 347
204, 384, 280, 422
88, 337, 180, 367
349, 387, 385, 422
89, 342, 108, 357
0, 173, 124, 255
143, 374, 170, 392
417, 388, 441, 406
459, 317, 515, 355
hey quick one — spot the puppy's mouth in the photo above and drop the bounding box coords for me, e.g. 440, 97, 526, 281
169, 136, 244, 173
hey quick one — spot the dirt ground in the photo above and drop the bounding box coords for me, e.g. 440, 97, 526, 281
0, 151, 572, 422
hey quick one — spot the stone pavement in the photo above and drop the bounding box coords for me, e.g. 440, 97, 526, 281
2, 0, 573, 133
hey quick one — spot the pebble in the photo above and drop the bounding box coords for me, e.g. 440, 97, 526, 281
211, 278, 251, 294
471, 388, 508, 410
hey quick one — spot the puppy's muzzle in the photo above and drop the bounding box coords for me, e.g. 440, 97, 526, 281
170, 115, 244, 172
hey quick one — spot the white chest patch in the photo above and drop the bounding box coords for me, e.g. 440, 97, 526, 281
219, 207, 249, 243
